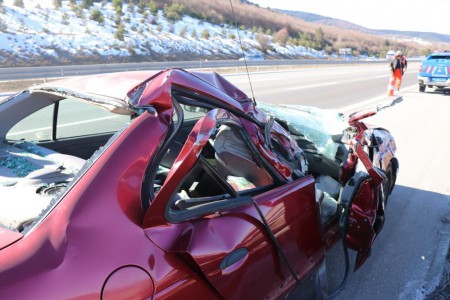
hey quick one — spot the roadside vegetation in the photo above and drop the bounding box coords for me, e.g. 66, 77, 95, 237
155, 0, 434, 57
0, 0, 443, 67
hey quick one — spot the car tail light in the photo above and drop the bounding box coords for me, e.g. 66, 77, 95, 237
419, 64, 423, 72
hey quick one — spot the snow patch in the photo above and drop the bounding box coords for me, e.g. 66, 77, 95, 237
0, 0, 325, 63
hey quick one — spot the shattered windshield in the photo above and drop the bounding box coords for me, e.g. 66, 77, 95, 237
258, 102, 348, 159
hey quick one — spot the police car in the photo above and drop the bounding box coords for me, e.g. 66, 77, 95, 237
418, 51, 450, 92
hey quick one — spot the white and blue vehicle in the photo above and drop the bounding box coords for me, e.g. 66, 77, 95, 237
418, 52, 450, 92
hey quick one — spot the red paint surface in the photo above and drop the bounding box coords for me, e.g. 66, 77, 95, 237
0, 68, 396, 298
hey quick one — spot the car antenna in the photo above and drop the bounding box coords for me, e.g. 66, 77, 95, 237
229, 0, 257, 106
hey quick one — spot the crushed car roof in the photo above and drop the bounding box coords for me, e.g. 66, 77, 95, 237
29, 69, 251, 115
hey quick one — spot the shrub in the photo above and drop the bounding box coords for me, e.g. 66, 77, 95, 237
273, 27, 288, 47
256, 33, 270, 52
0, 18, 7, 32
13, 0, 24, 8
61, 12, 69, 25
82, 0, 93, 9
53, 0, 62, 9
90, 8, 105, 24
115, 22, 125, 41
164, 3, 184, 22
149, 0, 158, 16
201, 29, 210, 39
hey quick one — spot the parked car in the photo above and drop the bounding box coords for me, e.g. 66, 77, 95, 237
418, 51, 450, 92
238, 53, 265, 61
0, 69, 398, 299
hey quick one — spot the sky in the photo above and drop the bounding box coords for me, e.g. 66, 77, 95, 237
249, 0, 450, 36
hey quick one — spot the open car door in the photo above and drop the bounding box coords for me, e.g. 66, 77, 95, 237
143, 109, 326, 299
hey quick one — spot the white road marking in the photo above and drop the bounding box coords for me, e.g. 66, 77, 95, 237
338, 84, 417, 113
8, 115, 120, 136
286, 81, 338, 91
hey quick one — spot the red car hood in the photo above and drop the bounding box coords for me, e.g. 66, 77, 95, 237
0, 227, 22, 250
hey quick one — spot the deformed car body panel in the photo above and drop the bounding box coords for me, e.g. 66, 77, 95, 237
144, 108, 325, 299
0, 68, 399, 299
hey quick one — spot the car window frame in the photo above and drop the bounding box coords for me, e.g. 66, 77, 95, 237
166, 149, 275, 223
6, 98, 132, 142
158, 110, 278, 222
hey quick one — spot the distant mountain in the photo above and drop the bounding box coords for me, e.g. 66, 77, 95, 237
279, 9, 450, 43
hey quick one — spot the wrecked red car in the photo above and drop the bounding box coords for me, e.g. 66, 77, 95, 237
0, 69, 398, 299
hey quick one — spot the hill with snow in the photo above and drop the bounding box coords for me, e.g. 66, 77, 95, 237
0, 0, 324, 67
278, 9, 450, 45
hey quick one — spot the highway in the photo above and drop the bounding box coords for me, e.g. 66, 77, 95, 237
225, 62, 419, 109
1, 62, 449, 299
0, 59, 388, 81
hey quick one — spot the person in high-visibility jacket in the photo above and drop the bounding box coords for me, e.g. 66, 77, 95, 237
388, 51, 407, 95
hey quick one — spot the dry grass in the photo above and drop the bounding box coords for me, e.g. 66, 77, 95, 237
159, 0, 442, 55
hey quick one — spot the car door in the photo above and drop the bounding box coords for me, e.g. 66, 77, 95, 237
340, 140, 386, 271
143, 109, 325, 299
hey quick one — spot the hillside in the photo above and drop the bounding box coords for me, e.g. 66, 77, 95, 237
0, 0, 443, 67
0, 0, 325, 67
279, 9, 450, 44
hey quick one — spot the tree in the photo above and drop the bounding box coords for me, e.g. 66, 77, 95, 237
82, 0, 93, 9
141, 11, 148, 23
61, 12, 69, 25
137, 0, 146, 14
112, 0, 123, 15
149, 0, 157, 16
53, 0, 62, 9
0, 18, 7, 32
90, 8, 104, 24
256, 33, 270, 53
201, 29, 210, 39
314, 27, 326, 50
115, 22, 125, 41
273, 27, 288, 47
13, 0, 24, 8
164, 3, 184, 22
127, 2, 135, 13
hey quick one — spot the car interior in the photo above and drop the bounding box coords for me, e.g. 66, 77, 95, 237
0, 91, 350, 232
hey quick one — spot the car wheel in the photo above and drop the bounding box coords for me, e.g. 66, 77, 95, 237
419, 85, 426, 92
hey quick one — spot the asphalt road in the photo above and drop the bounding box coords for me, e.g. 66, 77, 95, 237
224, 62, 419, 109
0, 59, 388, 81
1, 63, 449, 299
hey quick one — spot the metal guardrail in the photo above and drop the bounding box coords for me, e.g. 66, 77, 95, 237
0, 59, 393, 81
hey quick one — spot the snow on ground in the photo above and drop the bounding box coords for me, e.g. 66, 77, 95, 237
0, 0, 324, 64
